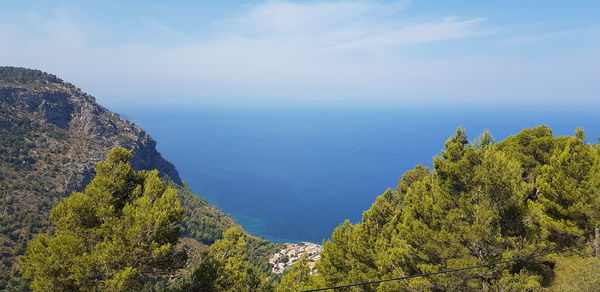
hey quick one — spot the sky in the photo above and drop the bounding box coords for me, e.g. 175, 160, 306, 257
1, 0, 599, 109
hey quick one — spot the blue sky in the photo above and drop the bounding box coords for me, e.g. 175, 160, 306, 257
1, 0, 599, 108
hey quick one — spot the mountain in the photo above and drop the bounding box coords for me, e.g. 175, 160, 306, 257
0, 67, 277, 290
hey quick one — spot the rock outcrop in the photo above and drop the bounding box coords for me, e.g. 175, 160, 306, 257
0, 67, 234, 290
1, 72, 181, 190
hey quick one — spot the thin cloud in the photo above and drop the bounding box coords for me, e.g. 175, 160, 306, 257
226, 0, 412, 35
0, 1, 598, 107
141, 18, 197, 42
503, 26, 600, 44
320, 18, 487, 52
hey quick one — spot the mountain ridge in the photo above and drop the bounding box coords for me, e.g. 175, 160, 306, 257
0, 66, 276, 290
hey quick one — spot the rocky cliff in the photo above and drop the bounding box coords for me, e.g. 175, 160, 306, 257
0, 67, 254, 290
0, 69, 181, 189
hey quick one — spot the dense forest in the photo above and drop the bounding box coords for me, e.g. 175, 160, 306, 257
278, 126, 600, 291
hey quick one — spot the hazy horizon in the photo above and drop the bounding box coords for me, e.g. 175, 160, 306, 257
1, 0, 599, 109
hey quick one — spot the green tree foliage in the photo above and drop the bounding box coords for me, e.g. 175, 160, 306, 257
173, 182, 236, 245
171, 183, 282, 274
300, 126, 600, 291
531, 136, 600, 246
0, 66, 65, 84
0, 66, 281, 290
174, 226, 265, 292
20, 147, 185, 291
275, 255, 320, 292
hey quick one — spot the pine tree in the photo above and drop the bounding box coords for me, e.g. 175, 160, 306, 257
177, 226, 264, 292
20, 147, 184, 291
276, 255, 315, 292
531, 137, 600, 246
304, 128, 585, 291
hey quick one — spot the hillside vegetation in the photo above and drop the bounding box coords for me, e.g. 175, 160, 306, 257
0, 67, 279, 291
21, 147, 185, 291
20, 147, 279, 291
279, 126, 600, 291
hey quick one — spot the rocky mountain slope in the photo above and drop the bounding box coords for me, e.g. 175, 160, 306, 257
0, 67, 277, 290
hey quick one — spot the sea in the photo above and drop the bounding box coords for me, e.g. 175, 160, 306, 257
113, 105, 600, 244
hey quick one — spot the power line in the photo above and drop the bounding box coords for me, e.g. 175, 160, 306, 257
300, 244, 589, 292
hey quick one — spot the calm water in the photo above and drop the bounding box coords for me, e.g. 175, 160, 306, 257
114, 106, 600, 243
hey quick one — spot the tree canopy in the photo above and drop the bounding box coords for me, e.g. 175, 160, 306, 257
297, 126, 600, 291
172, 226, 265, 292
20, 147, 185, 291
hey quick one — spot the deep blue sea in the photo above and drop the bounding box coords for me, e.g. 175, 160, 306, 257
113, 106, 600, 244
